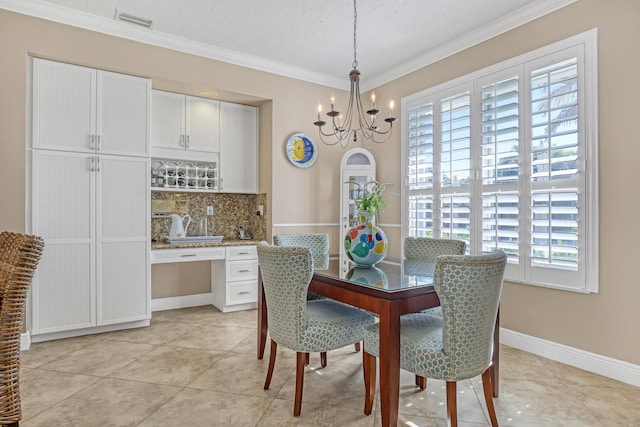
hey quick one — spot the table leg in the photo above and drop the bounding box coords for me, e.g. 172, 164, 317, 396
492, 306, 500, 397
257, 268, 268, 359
378, 302, 401, 427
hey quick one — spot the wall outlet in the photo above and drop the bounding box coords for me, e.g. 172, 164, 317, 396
257, 205, 264, 216
207, 206, 214, 216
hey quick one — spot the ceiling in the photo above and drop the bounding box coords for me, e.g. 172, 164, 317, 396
4, 0, 574, 90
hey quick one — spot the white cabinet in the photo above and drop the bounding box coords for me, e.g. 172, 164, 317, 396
219, 102, 259, 193
29, 58, 151, 340
151, 90, 220, 162
30, 151, 150, 335
212, 246, 258, 312
31, 58, 150, 157
339, 148, 376, 274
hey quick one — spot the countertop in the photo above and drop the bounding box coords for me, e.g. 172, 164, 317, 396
151, 238, 263, 250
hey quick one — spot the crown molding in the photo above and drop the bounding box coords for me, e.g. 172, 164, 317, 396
362, 0, 578, 91
0, 0, 346, 89
1, 0, 575, 92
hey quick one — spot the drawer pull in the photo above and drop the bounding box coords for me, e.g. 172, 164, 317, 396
238, 269, 251, 273
238, 291, 250, 295
180, 254, 197, 257
237, 252, 250, 255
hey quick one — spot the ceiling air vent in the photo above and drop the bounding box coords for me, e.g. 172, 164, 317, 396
114, 9, 153, 28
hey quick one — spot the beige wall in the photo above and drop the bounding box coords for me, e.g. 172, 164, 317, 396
2, 0, 639, 365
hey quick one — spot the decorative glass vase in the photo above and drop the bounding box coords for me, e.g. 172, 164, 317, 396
344, 211, 388, 267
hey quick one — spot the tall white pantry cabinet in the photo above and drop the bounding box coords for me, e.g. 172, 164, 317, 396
28, 58, 151, 341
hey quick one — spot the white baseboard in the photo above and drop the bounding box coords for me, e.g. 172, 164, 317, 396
151, 293, 214, 312
501, 328, 640, 388
21, 330, 31, 351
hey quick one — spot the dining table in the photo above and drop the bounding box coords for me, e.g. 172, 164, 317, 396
256, 259, 500, 427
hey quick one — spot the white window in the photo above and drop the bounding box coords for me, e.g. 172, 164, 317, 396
402, 29, 598, 293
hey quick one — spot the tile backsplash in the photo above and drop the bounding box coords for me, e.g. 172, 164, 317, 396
151, 191, 266, 242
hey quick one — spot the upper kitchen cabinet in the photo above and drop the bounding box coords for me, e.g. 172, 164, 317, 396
151, 90, 220, 162
219, 102, 259, 193
31, 58, 150, 157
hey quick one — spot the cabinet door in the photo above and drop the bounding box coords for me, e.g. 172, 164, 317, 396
219, 102, 258, 193
31, 58, 96, 153
97, 155, 150, 325
151, 90, 185, 150
30, 150, 96, 334
186, 96, 220, 153
98, 71, 150, 157
339, 149, 376, 274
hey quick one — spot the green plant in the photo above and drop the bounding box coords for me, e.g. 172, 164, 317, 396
347, 179, 393, 217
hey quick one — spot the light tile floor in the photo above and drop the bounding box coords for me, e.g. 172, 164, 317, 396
19, 306, 640, 426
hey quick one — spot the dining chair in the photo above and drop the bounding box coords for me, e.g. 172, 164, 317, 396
404, 236, 466, 388
257, 241, 375, 417
273, 233, 329, 271
362, 250, 507, 427
0, 231, 45, 426
274, 233, 358, 365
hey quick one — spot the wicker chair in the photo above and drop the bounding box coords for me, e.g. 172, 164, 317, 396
0, 232, 45, 426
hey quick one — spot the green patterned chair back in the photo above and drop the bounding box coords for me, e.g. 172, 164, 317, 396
257, 242, 313, 350
404, 237, 466, 262
435, 250, 507, 379
273, 233, 329, 270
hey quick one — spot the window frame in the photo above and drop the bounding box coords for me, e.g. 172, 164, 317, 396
401, 29, 598, 293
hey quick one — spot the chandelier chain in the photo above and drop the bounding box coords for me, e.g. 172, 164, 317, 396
352, 0, 358, 69
312, 0, 397, 147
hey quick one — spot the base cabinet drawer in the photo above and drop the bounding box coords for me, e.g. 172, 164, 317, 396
226, 246, 257, 260
226, 280, 258, 305
151, 247, 225, 264
226, 260, 259, 282
211, 245, 258, 312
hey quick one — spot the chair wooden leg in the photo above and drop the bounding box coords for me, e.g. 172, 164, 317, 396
354, 342, 361, 352
415, 374, 427, 390
320, 351, 327, 368
294, 352, 306, 416
363, 350, 376, 415
446, 381, 458, 427
263, 340, 278, 390
482, 367, 499, 427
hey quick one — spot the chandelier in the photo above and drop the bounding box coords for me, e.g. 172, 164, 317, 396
313, 0, 396, 147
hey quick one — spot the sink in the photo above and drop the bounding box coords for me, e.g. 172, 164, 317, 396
164, 235, 224, 244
